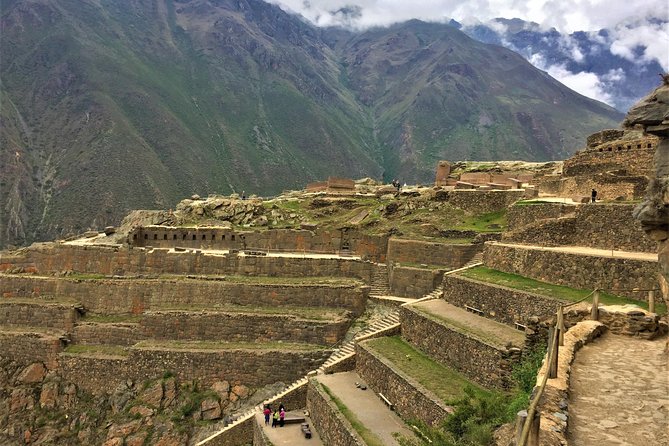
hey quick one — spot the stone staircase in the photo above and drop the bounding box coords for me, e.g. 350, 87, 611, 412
369, 263, 391, 296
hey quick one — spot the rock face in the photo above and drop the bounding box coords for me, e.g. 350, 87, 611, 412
630, 75, 669, 294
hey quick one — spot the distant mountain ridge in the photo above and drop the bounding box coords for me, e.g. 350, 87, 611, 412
457, 17, 666, 112
0, 0, 622, 248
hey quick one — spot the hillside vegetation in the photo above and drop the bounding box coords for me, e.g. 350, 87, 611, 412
0, 0, 622, 248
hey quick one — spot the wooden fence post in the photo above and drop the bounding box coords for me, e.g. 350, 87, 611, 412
557, 307, 565, 346
547, 327, 558, 379
528, 410, 541, 446
649, 290, 656, 313
591, 290, 599, 321
515, 410, 527, 445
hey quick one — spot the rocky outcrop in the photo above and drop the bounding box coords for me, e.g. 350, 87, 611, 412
629, 75, 669, 295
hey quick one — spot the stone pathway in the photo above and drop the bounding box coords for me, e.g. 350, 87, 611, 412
255, 410, 324, 445
569, 333, 669, 446
414, 299, 526, 348
491, 241, 658, 262
316, 371, 415, 446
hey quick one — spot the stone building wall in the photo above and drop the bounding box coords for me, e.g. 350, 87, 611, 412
0, 275, 368, 316
306, 380, 363, 446
138, 312, 350, 346
205, 419, 254, 446
503, 203, 657, 253
0, 303, 78, 332
442, 275, 564, 326
563, 145, 655, 177
355, 342, 452, 426
484, 242, 659, 300
58, 348, 332, 394
447, 190, 526, 214
0, 244, 374, 282
399, 306, 520, 389
386, 239, 481, 268
390, 266, 444, 298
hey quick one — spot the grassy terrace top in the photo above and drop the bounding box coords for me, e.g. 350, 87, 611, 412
365, 336, 488, 402
133, 340, 328, 352
459, 266, 667, 314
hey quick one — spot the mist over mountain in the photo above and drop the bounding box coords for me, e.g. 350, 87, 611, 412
0, 0, 622, 248
457, 17, 667, 112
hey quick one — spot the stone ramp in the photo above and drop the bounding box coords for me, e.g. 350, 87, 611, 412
568, 333, 669, 446
412, 299, 525, 348
316, 371, 415, 446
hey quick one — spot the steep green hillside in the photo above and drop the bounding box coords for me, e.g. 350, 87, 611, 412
333, 21, 622, 179
0, 0, 622, 248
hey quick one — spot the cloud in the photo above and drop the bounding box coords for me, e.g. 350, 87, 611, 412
529, 54, 614, 104
609, 20, 669, 71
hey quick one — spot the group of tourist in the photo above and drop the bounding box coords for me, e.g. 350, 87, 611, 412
263, 403, 286, 428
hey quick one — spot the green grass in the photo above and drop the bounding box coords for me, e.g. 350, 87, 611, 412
460, 266, 667, 314
320, 383, 386, 446
452, 210, 507, 232
134, 340, 327, 351
366, 336, 488, 403
63, 344, 128, 357
67, 273, 108, 280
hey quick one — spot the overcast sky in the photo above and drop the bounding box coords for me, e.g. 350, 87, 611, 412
267, 0, 668, 106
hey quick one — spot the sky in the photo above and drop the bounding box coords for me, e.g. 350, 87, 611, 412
267, 0, 669, 105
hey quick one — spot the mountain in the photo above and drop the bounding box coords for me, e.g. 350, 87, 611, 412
0, 0, 622, 248
458, 18, 666, 112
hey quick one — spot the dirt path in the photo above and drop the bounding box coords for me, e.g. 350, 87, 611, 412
569, 333, 669, 446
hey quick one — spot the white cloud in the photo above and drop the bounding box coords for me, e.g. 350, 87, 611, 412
268, 0, 667, 33
529, 54, 614, 104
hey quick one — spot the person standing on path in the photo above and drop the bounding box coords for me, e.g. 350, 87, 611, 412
272, 409, 279, 428
591, 189, 597, 203
279, 407, 286, 427
263, 405, 271, 426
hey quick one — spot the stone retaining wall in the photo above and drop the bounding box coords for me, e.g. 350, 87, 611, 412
71, 322, 144, 346
0, 275, 368, 316
484, 242, 659, 300
0, 244, 374, 282
59, 348, 331, 394
447, 190, 526, 214
139, 312, 350, 346
0, 331, 63, 370
355, 342, 452, 426
390, 266, 444, 298
306, 380, 363, 446
504, 204, 657, 253
387, 239, 480, 268
198, 417, 254, 446
0, 302, 78, 332
442, 275, 564, 326
130, 228, 388, 263
506, 203, 576, 232
399, 305, 521, 389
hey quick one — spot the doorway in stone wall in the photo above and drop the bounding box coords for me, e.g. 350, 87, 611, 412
340, 228, 351, 254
